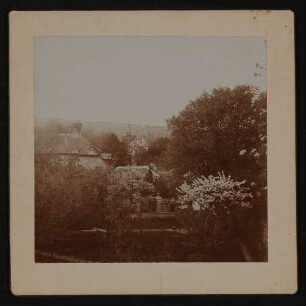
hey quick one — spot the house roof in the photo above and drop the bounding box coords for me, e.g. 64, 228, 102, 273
36, 133, 101, 156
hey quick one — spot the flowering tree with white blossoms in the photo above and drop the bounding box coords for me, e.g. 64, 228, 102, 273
128, 137, 149, 158
122, 132, 149, 165
177, 172, 253, 212
177, 172, 254, 258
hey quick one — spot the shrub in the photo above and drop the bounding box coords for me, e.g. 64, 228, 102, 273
35, 154, 109, 238
103, 171, 156, 260
176, 172, 254, 259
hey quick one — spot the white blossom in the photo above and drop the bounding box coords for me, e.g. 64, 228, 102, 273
239, 149, 247, 156
127, 137, 149, 156
177, 172, 253, 213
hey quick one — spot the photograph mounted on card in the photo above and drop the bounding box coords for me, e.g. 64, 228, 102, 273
10, 10, 296, 295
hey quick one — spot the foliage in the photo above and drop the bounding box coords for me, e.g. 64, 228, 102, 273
35, 153, 158, 261
121, 132, 149, 165
176, 172, 254, 256
86, 132, 131, 166
177, 172, 253, 211
103, 171, 156, 260
35, 84, 268, 262
102, 133, 131, 166
135, 137, 170, 168
167, 85, 266, 184
35, 154, 109, 236
106, 171, 156, 218
167, 85, 267, 259
155, 170, 181, 199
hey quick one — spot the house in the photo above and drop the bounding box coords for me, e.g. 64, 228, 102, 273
115, 165, 160, 183
36, 122, 111, 169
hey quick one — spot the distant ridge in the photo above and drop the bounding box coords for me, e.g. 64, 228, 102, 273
35, 117, 167, 129
35, 117, 169, 140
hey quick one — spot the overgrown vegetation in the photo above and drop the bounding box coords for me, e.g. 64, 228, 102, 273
35, 85, 267, 262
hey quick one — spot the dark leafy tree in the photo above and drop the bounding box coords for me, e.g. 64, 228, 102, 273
87, 132, 130, 166
167, 85, 266, 182
103, 133, 130, 166
135, 137, 170, 168
167, 85, 267, 260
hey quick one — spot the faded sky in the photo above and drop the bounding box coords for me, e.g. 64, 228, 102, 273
34, 36, 266, 126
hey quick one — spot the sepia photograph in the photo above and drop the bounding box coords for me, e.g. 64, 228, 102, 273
34, 36, 267, 263
9, 10, 297, 295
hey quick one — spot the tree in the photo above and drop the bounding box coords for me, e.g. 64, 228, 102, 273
103, 133, 130, 166
135, 137, 170, 168
167, 85, 266, 183
155, 170, 181, 199
177, 173, 254, 260
167, 85, 267, 260
122, 132, 149, 165
87, 132, 130, 166
104, 171, 156, 261
35, 154, 109, 237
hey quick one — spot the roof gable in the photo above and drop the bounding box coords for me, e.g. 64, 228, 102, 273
36, 133, 101, 155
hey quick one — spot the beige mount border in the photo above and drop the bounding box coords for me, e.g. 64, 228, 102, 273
10, 10, 296, 295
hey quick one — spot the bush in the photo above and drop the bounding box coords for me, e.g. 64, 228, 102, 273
35, 154, 159, 261
176, 172, 254, 259
103, 171, 156, 260
35, 154, 109, 237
